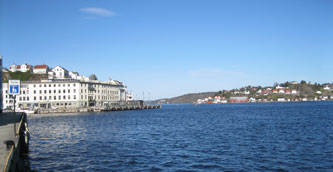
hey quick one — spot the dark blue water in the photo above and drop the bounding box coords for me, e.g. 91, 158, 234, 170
28, 101, 333, 171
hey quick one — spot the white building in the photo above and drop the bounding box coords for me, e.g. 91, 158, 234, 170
323, 85, 331, 90
69, 72, 79, 79
3, 79, 127, 110
33, 64, 49, 74
277, 98, 286, 102
20, 64, 33, 72
52, 66, 69, 79
9, 64, 32, 72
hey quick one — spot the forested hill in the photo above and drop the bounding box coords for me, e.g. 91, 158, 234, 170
155, 92, 216, 104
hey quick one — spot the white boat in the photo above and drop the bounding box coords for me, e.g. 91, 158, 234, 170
17, 108, 36, 115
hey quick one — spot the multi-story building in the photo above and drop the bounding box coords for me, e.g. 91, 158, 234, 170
3, 79, 127, 110
0, 55, 2, 112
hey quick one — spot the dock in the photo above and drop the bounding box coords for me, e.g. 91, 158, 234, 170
36, 100, 161, 114
0, 112, 30, 172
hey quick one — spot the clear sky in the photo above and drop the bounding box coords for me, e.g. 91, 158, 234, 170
1, 0, 332, 100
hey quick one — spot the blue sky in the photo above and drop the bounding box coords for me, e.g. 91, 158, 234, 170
1, 0, 332, 100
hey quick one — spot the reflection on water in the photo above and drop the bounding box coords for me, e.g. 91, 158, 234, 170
29, 102, 333, 171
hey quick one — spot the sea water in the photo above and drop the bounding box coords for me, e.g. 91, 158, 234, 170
28, 101, 333, 171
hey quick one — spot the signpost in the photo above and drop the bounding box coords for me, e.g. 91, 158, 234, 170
8, 80, 20, 136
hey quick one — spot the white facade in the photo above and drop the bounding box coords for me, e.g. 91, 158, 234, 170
9, 64, 32, 72
33, 65, 49, 74
9, 64, 18, 72
3, 79, 127, 110
323, 85, 331, 90
69, 72, 79, 79
20, 64, 32, 72
52, 66, 69, 79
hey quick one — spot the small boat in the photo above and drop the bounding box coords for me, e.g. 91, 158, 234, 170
17, 108, 36, 115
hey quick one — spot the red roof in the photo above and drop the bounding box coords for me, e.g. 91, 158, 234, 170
34, 65, 48, 69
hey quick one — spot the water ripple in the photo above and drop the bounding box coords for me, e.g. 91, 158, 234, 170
28, 102, 333, 171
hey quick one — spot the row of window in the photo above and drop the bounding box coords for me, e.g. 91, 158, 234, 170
18, 95, 78, 101
33, 89, 77, 94
33, 83, 77, 88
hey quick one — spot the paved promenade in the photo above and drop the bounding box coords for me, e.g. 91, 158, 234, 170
0, 113, 21, 171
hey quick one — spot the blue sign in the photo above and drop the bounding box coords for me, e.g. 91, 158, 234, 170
10, 85, 19, 94
8, 80, 20, 95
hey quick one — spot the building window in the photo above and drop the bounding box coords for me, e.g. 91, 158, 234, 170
74, 84, 76, 87
59, 90, 61, 93
59, 96, 61, 100
34, 90, 36, 94
63, 96, 66, 100
49, 84, 51, 87
23, 97, 25, 101
44, 84, 46, 87
81, 95, 83, 99
40, 96, 42, 100
54, 96, 57, 100
34, 85, 36, 87
44, 90, 47, 94
68, 84, 70, 87
68, 89, 70, 93
54, 84, 56, 87
54, 90, 56, 93
68, 95, 70, 100
27, 97, 29, 101
40, 90, 42, 94
44, 96, 47, 100
63, 90, 66, 93
34, 96, 36, 101
49, 96, 52, 100
23, 91, 26, 94
74, 89, 76, 93
74, 95, 76, 100
49, 90, 51, 93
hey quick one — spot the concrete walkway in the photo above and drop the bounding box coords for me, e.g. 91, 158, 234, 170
0, 113, 21, 172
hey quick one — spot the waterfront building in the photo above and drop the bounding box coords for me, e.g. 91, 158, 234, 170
229, 97, 248, 103
2, 79, 128, 110
0, 55, 2, 112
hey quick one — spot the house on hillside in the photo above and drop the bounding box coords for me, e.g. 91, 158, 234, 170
230, 97, 248, 103
52, 66, 69, 79
285, 89, 291, 94
323, 85, 331, 90
9, 64, 32, 72
278, 89, 285, 94
33, 64, 49, 74
69, 71, 80, 79
20, 64, 33, 72
276, 85, 284, 89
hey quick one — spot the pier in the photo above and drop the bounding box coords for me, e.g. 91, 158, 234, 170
36, 101, 161, 114
0, 112, 30, 172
